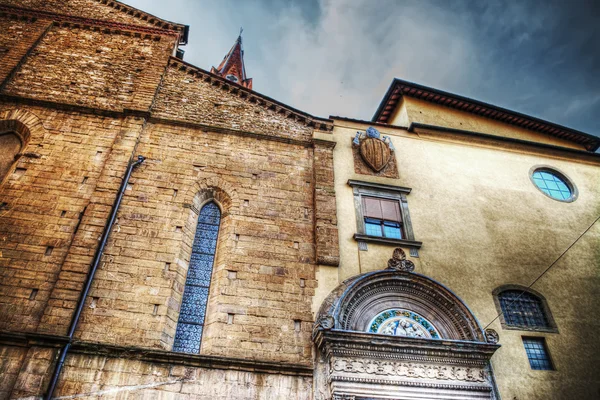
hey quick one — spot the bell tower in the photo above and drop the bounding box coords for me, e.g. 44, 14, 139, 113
211, 29, 253, 89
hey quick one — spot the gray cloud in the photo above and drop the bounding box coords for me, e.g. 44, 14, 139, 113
123, 0, 599, 137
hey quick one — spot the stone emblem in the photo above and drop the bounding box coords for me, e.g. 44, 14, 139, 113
387, 248, 415, 272
353, 127, 395, 172
485, 328, 499, 344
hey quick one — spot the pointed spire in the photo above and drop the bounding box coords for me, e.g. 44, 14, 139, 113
210, 29, 253, 89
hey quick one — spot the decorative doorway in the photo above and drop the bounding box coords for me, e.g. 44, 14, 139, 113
313, 249, 500, 400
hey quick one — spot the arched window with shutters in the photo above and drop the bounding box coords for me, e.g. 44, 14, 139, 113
0, 131, 22, 183
173, 201, 221, 353
494, 286, 557, 332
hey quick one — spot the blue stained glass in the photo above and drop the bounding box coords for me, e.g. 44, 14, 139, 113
179, 286, 209, 324
532, 170, 572, 201
173, 202, 221, 354
173, 323, 203, 354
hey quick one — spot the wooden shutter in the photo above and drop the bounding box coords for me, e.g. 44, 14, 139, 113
363, 197, 383, 219
381, 198, 401, 222
362, 197, 401, 222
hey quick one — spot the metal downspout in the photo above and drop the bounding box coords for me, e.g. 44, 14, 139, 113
44, 155, 145, 399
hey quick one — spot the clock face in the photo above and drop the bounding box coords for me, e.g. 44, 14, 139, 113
226, 74, 239, 83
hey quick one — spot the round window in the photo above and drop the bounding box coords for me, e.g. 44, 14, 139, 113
530, 168, 576, 202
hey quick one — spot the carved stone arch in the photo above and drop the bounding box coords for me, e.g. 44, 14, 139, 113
316, 270, 486, 341
182, 176, 240, 216
0, 109, 47, 183
313, 266, 501, 400
0, 109, 48, 147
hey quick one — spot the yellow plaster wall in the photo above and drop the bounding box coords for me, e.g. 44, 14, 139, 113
317, 117, 600, 399
390, 97, 587, 150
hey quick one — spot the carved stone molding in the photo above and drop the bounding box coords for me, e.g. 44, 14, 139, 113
313, 270, 500, 399
315, 270, 486, 342
485, 329, 499, 344
314, 329, 500, 400
387, 248, 415, 272
331, 358, 487, 383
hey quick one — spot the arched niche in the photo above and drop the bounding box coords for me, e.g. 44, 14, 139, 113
312, 249, 500, 400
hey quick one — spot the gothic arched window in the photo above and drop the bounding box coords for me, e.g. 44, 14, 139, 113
0, 131, 22, 182
497, 289, 552, 330
173, 202, 221, 353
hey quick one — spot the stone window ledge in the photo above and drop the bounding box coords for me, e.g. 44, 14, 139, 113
354, 233, 422, 248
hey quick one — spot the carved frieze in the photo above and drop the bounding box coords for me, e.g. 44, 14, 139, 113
331, 358, 487, 383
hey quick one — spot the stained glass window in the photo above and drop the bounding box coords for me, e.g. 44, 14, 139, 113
531, 169, 572, 201
499, 290, 550, 329
173, 202, 221, 354
523, 337, 553, 370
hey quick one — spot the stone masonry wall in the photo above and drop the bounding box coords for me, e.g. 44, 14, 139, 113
0, 0, 167, 29
54, 352, 312, 400
0, 17, 51, 88
0, 2, 339, 398
4, 24, 175, 112
152, 61, 314, 143
74, 120, 317, 363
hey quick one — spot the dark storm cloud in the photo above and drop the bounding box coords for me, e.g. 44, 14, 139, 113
123, 0, 599, 137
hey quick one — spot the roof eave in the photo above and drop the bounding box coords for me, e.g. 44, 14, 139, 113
373, 78, 600, 152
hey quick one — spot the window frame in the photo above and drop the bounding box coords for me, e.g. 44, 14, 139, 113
529, 165, 578, 203
493, 285, 558, 333
349, 180, 421, 251
173, 200, 222, 354
522, 336, 555, 371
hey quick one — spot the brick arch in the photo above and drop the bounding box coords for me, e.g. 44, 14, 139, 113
183, 176, 240, 216
0, 109, 47, 147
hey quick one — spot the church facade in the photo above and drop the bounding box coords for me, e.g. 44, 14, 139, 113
0, 1, 598, 399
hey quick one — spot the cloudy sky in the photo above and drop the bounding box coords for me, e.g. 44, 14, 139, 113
123, 0, 599, 136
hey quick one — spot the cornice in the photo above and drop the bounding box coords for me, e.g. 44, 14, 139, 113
374, 78, 600, 151
0, 330, 313, 376
409, 122, 600, 164
0, 5, 182, 41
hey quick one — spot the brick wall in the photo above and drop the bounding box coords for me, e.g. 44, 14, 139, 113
1, 0, 168, 29
4, 25, 175, 112
72, 119, 317, 363
0, 2, 341, 397
152, 61, 315, 143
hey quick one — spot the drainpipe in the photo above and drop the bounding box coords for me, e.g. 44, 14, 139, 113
44, 155, 145, 400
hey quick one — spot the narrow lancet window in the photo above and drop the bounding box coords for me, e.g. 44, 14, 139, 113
173, 202, 221, 353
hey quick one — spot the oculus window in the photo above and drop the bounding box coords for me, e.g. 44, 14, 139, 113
348, 180, 421, 250
530, 167, 576, 202
523, 337, 553, 370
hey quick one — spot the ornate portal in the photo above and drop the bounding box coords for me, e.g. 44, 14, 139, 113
313, 263, 501, 400
353, 127, 395, 172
